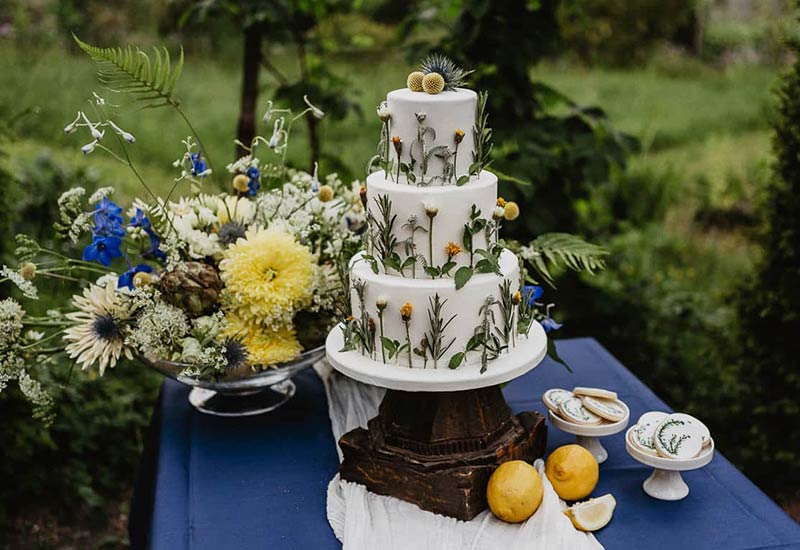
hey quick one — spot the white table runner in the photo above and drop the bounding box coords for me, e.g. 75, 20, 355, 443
315, 362, 604, 550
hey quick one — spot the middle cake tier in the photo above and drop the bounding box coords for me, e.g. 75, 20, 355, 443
349, 248, 521, 369
365, 169, 498, 276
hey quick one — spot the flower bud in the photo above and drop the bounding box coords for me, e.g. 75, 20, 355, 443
19, 262, 36, 280
232, 174, 250, 193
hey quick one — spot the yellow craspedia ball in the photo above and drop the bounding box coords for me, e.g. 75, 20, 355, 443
545, 445, 599, 501
487, 460, 544, 523
407, 71, 425, 92
318, 184, 334, 202
232, 173, 250, 194
422, 72, 445, 94
503, 201, 520, 221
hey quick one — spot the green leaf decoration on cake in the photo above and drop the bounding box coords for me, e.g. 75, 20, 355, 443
420, 54, 473, 91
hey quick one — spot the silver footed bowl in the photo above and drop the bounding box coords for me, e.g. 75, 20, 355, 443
138, 344, 326, 417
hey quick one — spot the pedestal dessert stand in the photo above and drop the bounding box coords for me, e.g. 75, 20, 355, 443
625, 426, 715, 501
548, 401, 630, 464
325, 322, 549, 520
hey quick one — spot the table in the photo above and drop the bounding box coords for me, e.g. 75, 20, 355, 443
129, 338, 800, 550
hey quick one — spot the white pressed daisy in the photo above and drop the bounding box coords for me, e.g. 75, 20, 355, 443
63, 278, 134, 375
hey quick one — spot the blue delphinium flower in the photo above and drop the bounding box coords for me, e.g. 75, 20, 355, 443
93, 197, 126, 237
540, 317, 563, 333
83, 235, 123, 266
190, 152, 208, 177
129, 208, 166, 261
246, 166, 260, 196
524, 284, 543, 306
118, 263, 154, 289
129, 208, 151, 230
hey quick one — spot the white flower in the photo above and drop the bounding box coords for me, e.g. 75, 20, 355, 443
217, 196, 255, 225
64, 111, 81, 134
81, 112, 104, 140
376, 296, 389, 310
108, 120, 135, 143
0, 298, 25, 348
311, 162, 320, 193
376, 101, 391, 122
92, 92, 106, 106
423, 201, 438, 217
304, 95, 325, 119
269, 118, 284, 149
262, 99, 274, 123
0, 265, 38, 300
63, 278, 135, 375
89, 187, 115, 204
126, 301, 190, 359
25, 330, 45, 342
81, 139, 99, 155
493, 206, 505, 219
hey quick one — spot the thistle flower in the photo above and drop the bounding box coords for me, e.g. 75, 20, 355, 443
422, 73, 445, 95
424, 202, 439, 218
503, 201, 520, 221
400, 301, 413, 321
454, 129, 465, 144
419, 54, 472, 91
318, 185, 334, 202
376, 101, 391, 122
407, 71, 425, 92
445, 241, 462, 260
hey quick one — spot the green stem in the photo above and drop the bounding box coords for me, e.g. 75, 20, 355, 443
379, 312, 386, 364
404, 321, 412, 368
428, 217, 434, 268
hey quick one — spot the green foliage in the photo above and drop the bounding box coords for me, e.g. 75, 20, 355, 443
731, 41, 800, 485
74, 35, 184, 110
557, 0, 697, 66
519, 233, 608, 287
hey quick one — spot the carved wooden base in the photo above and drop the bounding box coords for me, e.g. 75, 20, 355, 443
338, 385, 547, 520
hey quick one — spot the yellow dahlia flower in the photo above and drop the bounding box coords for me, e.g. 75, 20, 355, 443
225, 314, 301, 368
219, 226, 314, 328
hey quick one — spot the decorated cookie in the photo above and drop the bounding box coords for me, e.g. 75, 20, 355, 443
630, 412, 668, 456
542, 388, 574, 414
559, 397, 603, 425
669, 413, 711, 445
581, 395, 627, 422
573, 387, 618, 401
653, 415, 704, 460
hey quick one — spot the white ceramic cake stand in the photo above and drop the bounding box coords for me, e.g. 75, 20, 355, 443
325, 321, 547, 392
547, 401, 630, 464
625, 426, 715, 501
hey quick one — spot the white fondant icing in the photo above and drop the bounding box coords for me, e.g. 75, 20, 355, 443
365, 170, 497, 275
387, 88, 477, 181
349, 249, 520, 368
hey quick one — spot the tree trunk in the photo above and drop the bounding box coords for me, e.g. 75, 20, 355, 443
235, 24, 262, 159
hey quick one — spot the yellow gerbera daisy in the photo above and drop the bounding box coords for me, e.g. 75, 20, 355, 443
219, 226, 313, 328
225, 314, 301, 368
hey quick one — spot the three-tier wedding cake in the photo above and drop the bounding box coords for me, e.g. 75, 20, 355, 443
329, 55, 540, 374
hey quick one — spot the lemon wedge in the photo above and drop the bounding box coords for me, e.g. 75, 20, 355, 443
564, 494, 616, 532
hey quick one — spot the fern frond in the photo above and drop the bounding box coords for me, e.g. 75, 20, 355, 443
73, 34, 184, 110
519, 233, 608, 287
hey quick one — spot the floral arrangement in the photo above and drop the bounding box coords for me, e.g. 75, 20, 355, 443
0, 39, 364, 421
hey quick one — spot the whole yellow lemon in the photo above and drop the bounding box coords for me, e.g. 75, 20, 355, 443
545, 444, 599, 501
486, 460, 544, 523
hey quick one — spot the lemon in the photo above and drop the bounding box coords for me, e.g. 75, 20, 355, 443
486, 460, 544, 523
564, 494, 616, 531
545, 444, 599, 501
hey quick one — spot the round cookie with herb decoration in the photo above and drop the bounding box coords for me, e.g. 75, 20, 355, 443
573, 387, 618, 401
580, 395, 627, 422
559, 397, 603, 425
630, 411, 668, 456
542, 388, 574, 414
653, 415, 704, 460
669, 412, 711, 446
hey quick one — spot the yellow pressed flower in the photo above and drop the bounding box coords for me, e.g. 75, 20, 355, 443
504, 201, 520, 221
445, 241, 462, 258
454, 129, 465, 144
496, 197, 507, 207
225, 313, 301, 368
513, 291, 522, 305
400, 302, 413, 321
219, 226, 313, 328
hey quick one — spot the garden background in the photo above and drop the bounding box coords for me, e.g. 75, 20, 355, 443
1, 0, 798, 547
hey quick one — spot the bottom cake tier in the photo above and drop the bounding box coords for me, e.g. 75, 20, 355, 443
346, 249, 524, 369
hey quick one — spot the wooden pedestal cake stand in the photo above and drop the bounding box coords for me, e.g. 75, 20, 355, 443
325, 323, 549, 520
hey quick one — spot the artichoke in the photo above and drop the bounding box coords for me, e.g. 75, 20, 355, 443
160, 261, 223, 316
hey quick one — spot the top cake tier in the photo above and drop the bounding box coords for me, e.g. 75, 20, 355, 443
386, 88, 477, 184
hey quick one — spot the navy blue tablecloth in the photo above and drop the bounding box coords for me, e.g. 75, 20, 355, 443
129, 338, 800, 550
